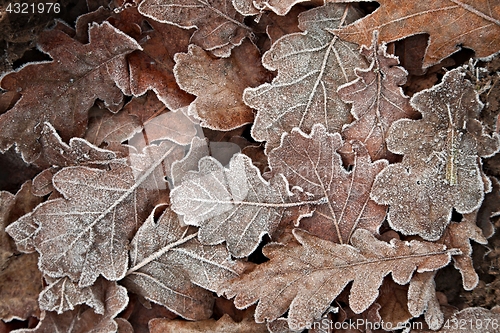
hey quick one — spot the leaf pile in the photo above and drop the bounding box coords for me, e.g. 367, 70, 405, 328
1, 0, 500, 332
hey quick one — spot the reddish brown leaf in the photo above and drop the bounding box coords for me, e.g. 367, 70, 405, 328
243, 3, 367, 151
371, 67, 500, 241
0, 22, 141, 163
339, 32, 419, 163
224, 228, 457, 329
174, 40, 269, 130
268, 124, 388, 244
138, 0, 252, 57
329, 0, 500, 68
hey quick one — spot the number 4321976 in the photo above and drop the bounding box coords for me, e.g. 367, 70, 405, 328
6, 2, 60, 14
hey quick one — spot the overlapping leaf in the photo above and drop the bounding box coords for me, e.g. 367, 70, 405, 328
174, 40, 270, 130
6, 141, 181, 287
0, 22, 141, 163
268, 124, 388, 244
233, 0, 308, 16
171, 153, 324, 257
123, 205, 249, 320
339, 33, 419, 163
138, 0, 252, 57
243, 3, 367, 151
371, 67, 500, 241
329, 0, 500, 68
224, 228, 458, 329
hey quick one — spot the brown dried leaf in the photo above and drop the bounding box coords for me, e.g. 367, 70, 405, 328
233, 0, 309, 16
371, 67, 500, 241
174, 40, 269, 130
0, 22, 141, 163
328, 0, 500, 68
14, 280, 128, 333
6, 141, 181, 287
122, 205, 249, 320
149, 313, 269, 333
339, 33, 419, 163
244, 3, 366, 151
477, 176, 500, 238
268, 124, 388, 244
170, 153, 324, 257
413, 307, 500, 333
138, 0, 252, 57
408, 272, 443, 330
224, 228, 457, 329
440, 213, 487, 290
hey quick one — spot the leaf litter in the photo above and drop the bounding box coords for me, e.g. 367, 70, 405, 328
0, 0, 499, 332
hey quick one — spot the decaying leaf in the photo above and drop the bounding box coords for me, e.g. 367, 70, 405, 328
15, 280, 128, 333
6, 141, 181, 287
371, 67, 500, 241
224, 228, 458, 329
328, 0, 500, 68
268, 124, 388, 244
174, 40, 270, 130
244, 3, 367, 151
171, 153, 324, 257
122, 205, 248, 320
0, 22, 141, 163
138, 0, 252, 57
339, 32, 419, 163
149, 313, 268, 333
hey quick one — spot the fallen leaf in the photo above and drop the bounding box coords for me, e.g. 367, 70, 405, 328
174, 40, 270, 130
371, 67, 500, 241
244, 3, 367, 151
440, 213, 487, 291
14, 280, 128, 333
171, 137, 210, 187
6, 141, 181, 287
408, 272, 443, 330
122, 205, 248, 320
328, 0, 500, 68
224, 228, 458, 329
149, 313, 269, 332
477, 176, 500, 238
171, 153, 324, 257
339, 32, 419, 163
138, 0, 252, 57
268, 124, 388, 244
234, 0, 310, 16
0, 22, 141, 163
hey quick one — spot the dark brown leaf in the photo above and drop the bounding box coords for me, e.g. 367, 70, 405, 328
0, 22, 141, 163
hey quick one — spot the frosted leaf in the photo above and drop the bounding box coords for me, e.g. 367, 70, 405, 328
171, 153, 325, 257
371, 67, 500, 241
224, 228, 458, 330
243, 3, 367, 151
408, 272, 443, 330
123, 205, 249, 320
171, 137, 210, 187
149, 313, 269, 332
268, 124, 388, 244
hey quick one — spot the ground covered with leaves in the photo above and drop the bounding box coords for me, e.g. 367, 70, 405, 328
1, 0, 500, 332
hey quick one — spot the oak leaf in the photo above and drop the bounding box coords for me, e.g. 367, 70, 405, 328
371, 67, 500, 241
0, 22, 141, 163
14, 280, 128, 333
170, 153, 324, 257
268, 124, 388, 244
6, 141, 181, 287
138, 0, 252, 57
328, 0, 500, 68
243, 3, 367, 151
339, 32, 419, 163
122, 205, 249, 320
416, 307, 500, 333
233, 0, 309, 16
149, 313, 269, 332
224, 228, 458, 329
174, 40, 270, 130
408, 272, 443, 330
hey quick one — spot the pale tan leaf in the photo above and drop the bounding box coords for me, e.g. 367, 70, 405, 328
371, 67, 500, 241
122, 205, 249, 320
138, 0, 252, 57
224, 228, 458, 329
408, 272, 443, 330
171, 137, 210, 187
268, 124, 388, 244
174, 40, 270, 130
244, 3, 367, 151
171, 153, 325, 257
149, 313, 269, 332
